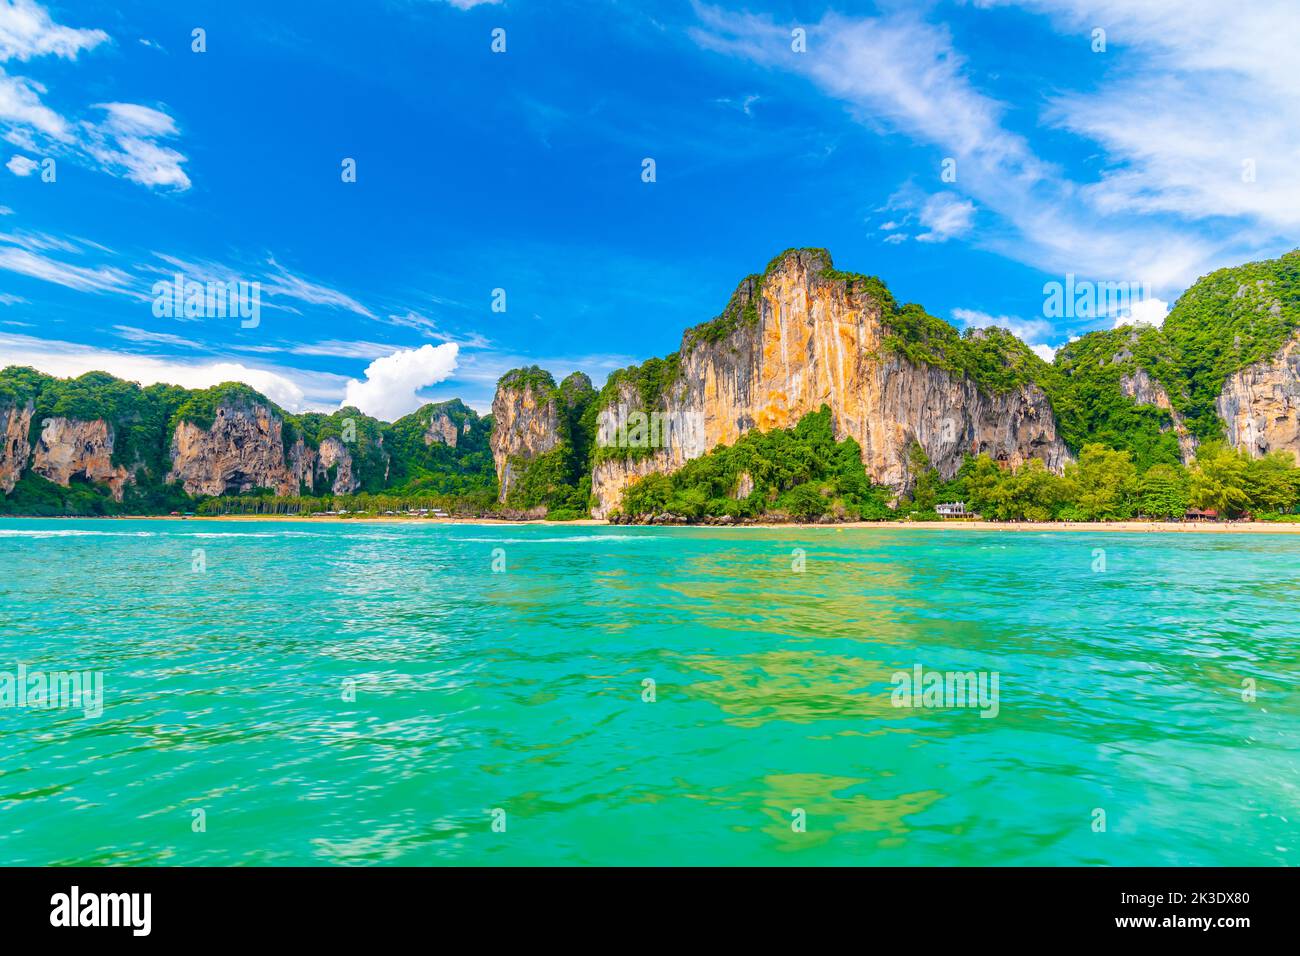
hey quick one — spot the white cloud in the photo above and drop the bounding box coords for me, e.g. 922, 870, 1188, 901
0, 245, 132, 292
263, 257, 375, 318
0, 227, 75, 251
385, 309, 441, 335
0, 2, 105, 150
290, 340, 409, 360
954, 307, 1061, 359
111, 325, 199, 349
881, 232, 907, 244
1114, 297, 1170, 329
0, 69, 68, 139
0, 7, 191, 192
441, 0, 502, 9
4, 124, 35, 150
384, 309, 492, 348
82, 102, 190, 190
690, 4, 1256, 292
5, 151, 33, 174
340, 343, 460, 421
0, 330, 351, 412
0, 292, 24, 304
991, 1, 1300, 231
915, 192, 976, 243
0, 0, 108, 62
953, 307, 1053, 342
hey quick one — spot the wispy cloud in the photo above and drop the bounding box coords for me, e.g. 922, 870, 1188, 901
82, 102, 190, 190
289, 339, 409, 360
0, 227, 77, 252
263, 257, 376, 318
384, 309, 491, 348
0, 245, 132, 293
111, 324, 200, 349
0, 70, 69, 139
999, 0, 1300, 231
0, 2, 191, 190
5, 152, 35, 174
0, 329, 351, 412
916, 192, 976, 243
689, 3, 1272, 293
0, 0, 108, 62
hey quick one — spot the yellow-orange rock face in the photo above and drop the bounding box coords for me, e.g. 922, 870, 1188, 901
589, 250, 1070, 517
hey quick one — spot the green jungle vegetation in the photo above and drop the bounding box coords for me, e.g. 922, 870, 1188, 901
0, 367, 498, 516
2, 250, 1298, 521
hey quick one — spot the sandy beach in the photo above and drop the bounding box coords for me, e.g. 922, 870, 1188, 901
46, 514, 1300, 533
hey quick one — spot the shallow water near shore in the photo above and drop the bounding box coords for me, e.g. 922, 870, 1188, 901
0, 517, 1296, 866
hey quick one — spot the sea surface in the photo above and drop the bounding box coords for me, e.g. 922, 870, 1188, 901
0, 518, 1296, 866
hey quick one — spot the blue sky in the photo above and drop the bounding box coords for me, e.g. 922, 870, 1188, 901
1, 0, 1297, 417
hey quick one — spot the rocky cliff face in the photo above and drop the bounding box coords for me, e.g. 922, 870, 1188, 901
315, 436, 359, 494
1119, 368, 1198, 462
1217, 331, 1300, 463
0, 401, 33, 495
490, 376, 560, 502
167, 401, 305, 497
424, 413, 458, 448
31, 417, 132, 501
588, 250, 1069, 516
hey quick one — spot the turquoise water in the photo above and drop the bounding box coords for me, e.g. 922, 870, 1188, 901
0, 517, 1295, 866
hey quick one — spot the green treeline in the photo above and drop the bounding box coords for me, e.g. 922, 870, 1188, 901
0, 367, 498, 516
614, 409, 1300, 522
615, 407, 892, 521
3, 248, 1300, 521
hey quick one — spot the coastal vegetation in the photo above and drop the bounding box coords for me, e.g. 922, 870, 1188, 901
500, 371, 596, 518
613, 410, 1300, 523
2, 249, 1299, 523
1047, 250, 1300, 458
0, 366, 497, 516
613, 406, 892, 522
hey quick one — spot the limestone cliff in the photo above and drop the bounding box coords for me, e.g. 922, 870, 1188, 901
31, 417, 132, 501
167, 400, 304, 497
0, 401, 33, 494
1217, 330, 1300, 463
490, 369, 560, 502
1119, 369, 1198, 462
424, 413, 458, 448
588, 249, 1069, 516
315, 436, 360, 494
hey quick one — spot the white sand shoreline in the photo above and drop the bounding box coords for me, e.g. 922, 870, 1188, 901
9, 515, 1300, 534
